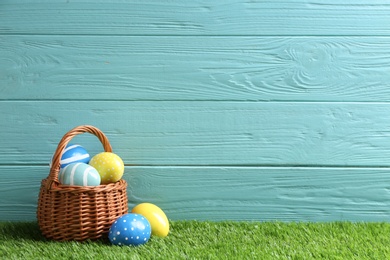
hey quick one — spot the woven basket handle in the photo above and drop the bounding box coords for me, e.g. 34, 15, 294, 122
47, 125, 112, 190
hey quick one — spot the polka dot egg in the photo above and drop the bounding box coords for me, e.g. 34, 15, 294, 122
109, 213, 151, 246
58, 144, 90, 168
89, 152, 124, 184
59, 162, 101, 186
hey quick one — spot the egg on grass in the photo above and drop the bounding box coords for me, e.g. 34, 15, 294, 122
131, 203, 169, 237
109, 213, 151, 246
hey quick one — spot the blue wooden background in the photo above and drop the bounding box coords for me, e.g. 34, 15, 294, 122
2, 0, 390, 222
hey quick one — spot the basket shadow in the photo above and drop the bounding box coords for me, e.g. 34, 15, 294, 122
0, 221, 113, 245
0, 221, 48, 242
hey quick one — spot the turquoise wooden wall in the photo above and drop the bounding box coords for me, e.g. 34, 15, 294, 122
2, 0, 390, 222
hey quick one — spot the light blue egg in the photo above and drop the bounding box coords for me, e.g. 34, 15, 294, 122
59, 162, 101, 186
60, 144, 90, 168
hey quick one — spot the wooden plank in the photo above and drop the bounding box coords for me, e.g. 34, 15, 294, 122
1, 1, 390, 36
1, 101, 390, 167
2, 165, 390, 222
2, 36, 390, 101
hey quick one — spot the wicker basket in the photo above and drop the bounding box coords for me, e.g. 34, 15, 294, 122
37, 125, 128, 241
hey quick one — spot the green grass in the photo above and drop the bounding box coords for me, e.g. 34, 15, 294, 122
1, 221, 390, 259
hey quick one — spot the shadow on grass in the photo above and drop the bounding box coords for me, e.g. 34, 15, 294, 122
0, 221, 47, 242
0, 221, 113, 245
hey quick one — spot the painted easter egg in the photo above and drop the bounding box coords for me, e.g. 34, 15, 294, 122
131, 203, 169, 237
59, 144, 90, 168
89, 152, 124, 184
109, 213, 151, 246
59, 162, 101, 186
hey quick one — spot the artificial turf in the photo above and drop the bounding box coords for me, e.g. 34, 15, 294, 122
1, 221, 390, 259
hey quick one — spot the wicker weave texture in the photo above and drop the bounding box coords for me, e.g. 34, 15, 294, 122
37, 125, 128, 241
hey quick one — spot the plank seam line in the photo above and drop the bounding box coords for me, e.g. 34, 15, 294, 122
2, 33, 390, 37
3, 164, 390, 170
2, 100, 390, 104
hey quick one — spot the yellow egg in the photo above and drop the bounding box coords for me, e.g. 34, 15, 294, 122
131, 203, 169, 237
89, 152, 124, 184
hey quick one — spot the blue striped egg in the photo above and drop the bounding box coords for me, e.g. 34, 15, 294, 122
59, 144, 90, 168
59, 162, 101, 186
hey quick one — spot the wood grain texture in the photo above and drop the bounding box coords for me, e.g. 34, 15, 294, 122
2, 1, 390, 222
2, 1, 390, 36
2, 166, 390, 222
1, 101, 390, 167
2, 36, 390, 101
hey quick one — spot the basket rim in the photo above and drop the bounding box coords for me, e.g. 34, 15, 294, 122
41, 178, 127, 193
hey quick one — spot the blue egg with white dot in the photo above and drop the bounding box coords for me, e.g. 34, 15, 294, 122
59, 144, 90, 168
109, 213, 151, 246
